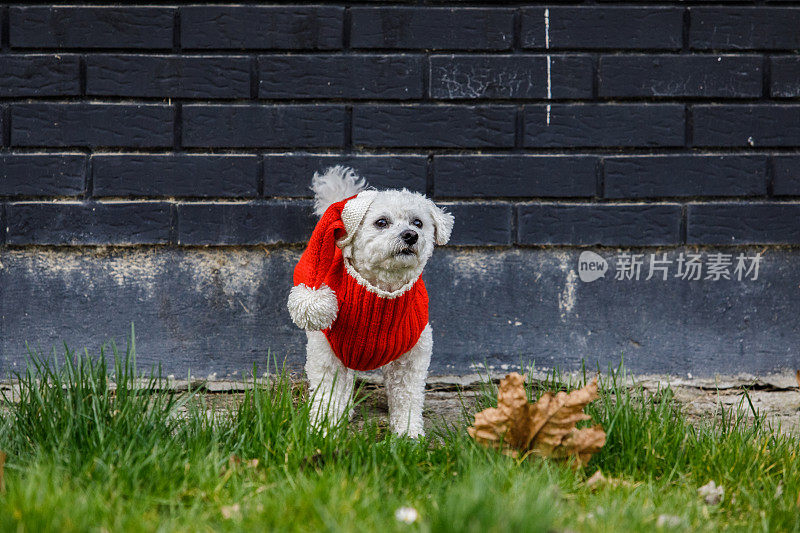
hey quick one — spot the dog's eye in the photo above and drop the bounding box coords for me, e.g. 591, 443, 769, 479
374, 218, 389, 228
412, 219, 423, 228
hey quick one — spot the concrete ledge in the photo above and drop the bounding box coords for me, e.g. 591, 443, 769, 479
0, 246, 798, 378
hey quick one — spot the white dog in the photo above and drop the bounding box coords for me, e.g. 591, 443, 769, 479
287, 166, 454, 437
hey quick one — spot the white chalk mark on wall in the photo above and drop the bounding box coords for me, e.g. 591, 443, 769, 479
544, 8, 552, 125
559, 270, 578, 318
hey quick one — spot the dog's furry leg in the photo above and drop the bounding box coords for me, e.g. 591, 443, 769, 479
381, 324, 433, 438
305, 331, 355, 432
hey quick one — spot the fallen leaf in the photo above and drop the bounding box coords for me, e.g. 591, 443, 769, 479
698, 480, 724, 505
468, 373, 606, 466
796, 370, 800, 389
468, 373, 537, 454
0, 450, 5, 493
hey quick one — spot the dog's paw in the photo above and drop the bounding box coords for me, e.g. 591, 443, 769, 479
287, 284, 338, 331
397, 427, 425, 440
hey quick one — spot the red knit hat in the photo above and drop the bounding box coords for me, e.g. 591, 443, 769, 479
287, 190, 378, 331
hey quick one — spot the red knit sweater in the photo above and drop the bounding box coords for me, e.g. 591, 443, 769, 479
323, 259, 428, 371
293, 198, 429, 371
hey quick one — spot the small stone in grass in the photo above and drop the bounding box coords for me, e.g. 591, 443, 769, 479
698, 480, 724, 505
585, 469, 633, 491
656, 514, 682, 528
221, 504, 241, 519
395, 506, 419, 524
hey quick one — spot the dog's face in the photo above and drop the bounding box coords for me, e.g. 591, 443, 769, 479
340, 189, 454, 291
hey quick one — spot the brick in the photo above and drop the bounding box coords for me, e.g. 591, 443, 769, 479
442, 203, 513, 246
429, 55, 592, 99
0, 154, 85, 197
771, 57, 800, 98
353, 105, 515, 148
434, 156, 597, 198
0, 55, 80, 97
604, 156, 767, 199
11, 104, 173, 148
181, 6, 342, 50
773, 156, 800, 196
92, 155, 259, 198
525, 105, 684, 148
86, 56, 250, 99
10, 7, 173, 49
182, 105, 345, 148
259, 55, 422, 99
522, 7, 682, 50
263, 155, 427, 197
693, 105, 800, 147
177, 202, 314, 245
599, 55, 763, 98
6, 202, 171, 245
690, 8, 800, 51
350, 7, 513, 50
517, 203, 682, 246
687, 203, 800, 244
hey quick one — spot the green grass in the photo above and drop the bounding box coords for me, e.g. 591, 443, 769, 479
0, 338, 799, 532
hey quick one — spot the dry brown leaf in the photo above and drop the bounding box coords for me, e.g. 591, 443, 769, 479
468, 373, 537, 455
795, 370, 800, 389
468, 373, 606, 466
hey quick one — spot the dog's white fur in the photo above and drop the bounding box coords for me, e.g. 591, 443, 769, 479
301, 166, 453, 437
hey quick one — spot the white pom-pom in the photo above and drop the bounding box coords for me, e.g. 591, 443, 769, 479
287, 284, 338, 331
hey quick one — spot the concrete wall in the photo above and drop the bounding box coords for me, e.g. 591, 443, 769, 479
0, 4, 798, 377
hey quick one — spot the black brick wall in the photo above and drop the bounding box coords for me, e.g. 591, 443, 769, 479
1, 3, 799, 248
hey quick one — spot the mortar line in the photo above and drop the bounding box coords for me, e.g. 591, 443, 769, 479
766, 157, 774, 198
679, 204, 688, 245
169, 203, 179, 245
173, 9, 181, 52
0, 202, 6, 246
1, 6, 9, 51
681, 8, 690, 52
425, 154, 434, 198
684, 104, 693, 148
544, 7, 551, 125
344, 105, 353, 151
78, 56, 87, 96
84, 150, 93, 199
258, 154, 265, 197
596, 158, 605, 199
2, 105, 10, 148
343, 7, 351, 50
173, 103, 183, 152
250, 56, 259, 100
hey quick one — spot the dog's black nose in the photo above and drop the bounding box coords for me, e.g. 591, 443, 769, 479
400, 230, 418, 245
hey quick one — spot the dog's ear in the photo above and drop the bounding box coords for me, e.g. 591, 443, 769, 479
428, 201, 454, 246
